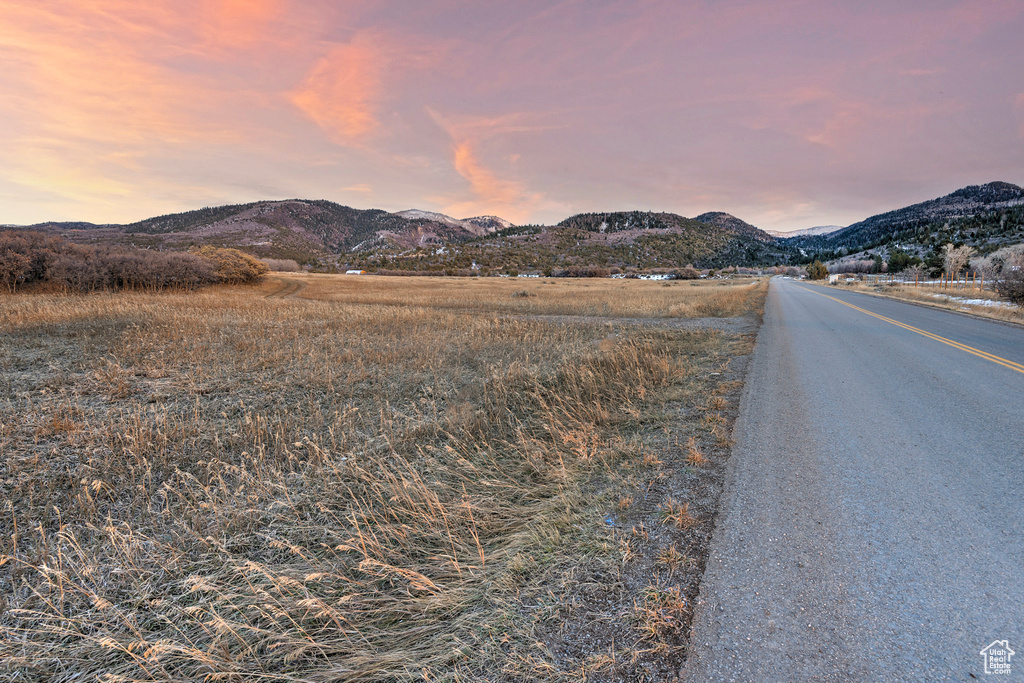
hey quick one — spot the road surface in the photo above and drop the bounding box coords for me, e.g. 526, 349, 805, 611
685, 278, 1024, 681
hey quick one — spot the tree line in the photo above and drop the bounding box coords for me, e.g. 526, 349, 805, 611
0, 231, 267, 293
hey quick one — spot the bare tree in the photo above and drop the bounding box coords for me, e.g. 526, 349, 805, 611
942, 243, 975, 277
0, 248, 31, 292
903, 264, 926, 282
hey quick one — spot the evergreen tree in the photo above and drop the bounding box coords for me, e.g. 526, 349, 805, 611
806, 260, 829, 280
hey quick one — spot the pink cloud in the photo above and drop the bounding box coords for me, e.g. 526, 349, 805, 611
290, 36, 385, 145
0, 0, 1020, 230
448, 140, 533, 215
426, 111, 556, 221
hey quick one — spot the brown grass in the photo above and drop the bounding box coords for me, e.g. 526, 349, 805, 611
684, 435, 707, 467
827, 280, 1024, 324
0, 276, 764, 681
297, 273, 766, 318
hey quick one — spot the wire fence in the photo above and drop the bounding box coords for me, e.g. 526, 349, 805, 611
841, 272, 995, 292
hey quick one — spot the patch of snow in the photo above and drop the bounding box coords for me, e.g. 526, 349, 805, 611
767, 225, 845, 238
929, 293, 1017, 308
394, 209, 464, 227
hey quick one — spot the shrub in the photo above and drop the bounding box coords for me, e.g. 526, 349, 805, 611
195, 246, 269, 284
668, 267, 701, 280
829, 260, 874, 274
0, 230, 249, 293
996, 271, 1024, 304
0, 248, 31, 292
806, 260, 829, 280
995, 250, 1024, 304
553, 265, 610, 278
0, 231, 67, 290
260, 258, 301, 272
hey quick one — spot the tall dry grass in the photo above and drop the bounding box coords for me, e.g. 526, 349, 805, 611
297, 273, 765, 318
0, 277, 762, 681
828, 280, 1024, 324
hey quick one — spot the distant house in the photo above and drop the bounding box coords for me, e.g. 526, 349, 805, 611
345, 270, 364, 275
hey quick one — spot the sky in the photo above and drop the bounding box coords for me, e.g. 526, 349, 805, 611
1, 1, 1023, 233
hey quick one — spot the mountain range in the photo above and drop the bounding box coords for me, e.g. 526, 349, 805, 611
781, 181, 1024, 261
766, 225, 844, 238
9, 181, 1023, 271
23, 200, 506, 264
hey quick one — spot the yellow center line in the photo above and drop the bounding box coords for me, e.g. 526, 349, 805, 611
797, 285, 1024, 375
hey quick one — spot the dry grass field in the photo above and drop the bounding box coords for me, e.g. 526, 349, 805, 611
297, 274, 763, 319
0, 275, 766, 682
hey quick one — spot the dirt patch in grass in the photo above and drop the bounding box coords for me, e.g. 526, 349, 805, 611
0, 277, 764, 681
265, 276, 309, 299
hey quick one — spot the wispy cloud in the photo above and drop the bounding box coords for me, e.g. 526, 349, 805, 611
290, 35, 384, 145
0, 0, 1021, 229
426, 111, 558, 221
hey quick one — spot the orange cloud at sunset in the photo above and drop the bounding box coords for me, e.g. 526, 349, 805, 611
289, 36, 384, 145
0, 0, 1021, 231
427, 110, 557, 222
444, 140, 540, 222
200, 0, 282, 47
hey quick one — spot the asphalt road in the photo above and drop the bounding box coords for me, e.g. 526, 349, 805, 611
685, 278, 1024, 681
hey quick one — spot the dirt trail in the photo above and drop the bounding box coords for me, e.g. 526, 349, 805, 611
265, 277, 308, 299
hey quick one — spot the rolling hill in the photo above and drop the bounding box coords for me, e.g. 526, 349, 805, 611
782, 182, 1024, 261
349, 210, 801, 273
21, 200, 500, 264
10, 181, 1023, 274
15, 203, 803, 272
